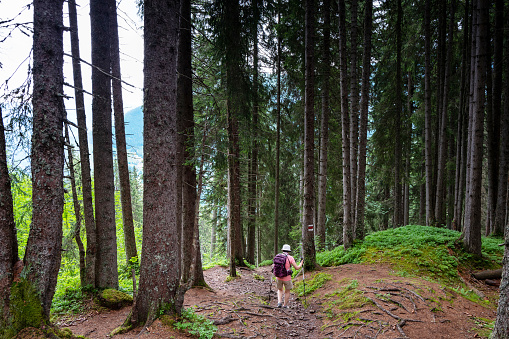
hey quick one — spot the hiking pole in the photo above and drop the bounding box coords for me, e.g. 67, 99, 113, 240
302, 260, 306, 303
300, 243, 306, 303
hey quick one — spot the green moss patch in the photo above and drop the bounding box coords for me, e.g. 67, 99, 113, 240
294, 272, 332, 297
323, 279, 369, 320
9, 279, 45, 334
316, 225, 504, 287
97, 289, 133, 310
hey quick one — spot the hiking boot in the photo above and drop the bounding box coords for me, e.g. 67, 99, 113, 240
277, 303, 282, 308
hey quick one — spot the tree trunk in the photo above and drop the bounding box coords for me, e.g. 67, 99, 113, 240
424, 0, 434, 227
224, 0, 244, 273
447, 136, 455, 228
178, 0, 195, 288
24, 0, 65, 319
0, 109, 18, 322
339, 0, 353, 249
356, 0, 372, 241
393, 0, 403, 228
472, 269, 502, 280
492, 0, 507, 237
463, 0, 487, 255
274, 6, 281, 257
302, 0, 317, 268
492, 239, 509, 337
316, 0, 330, 251
68, 0, 96, 287
91, 0, 118, 289
454, 0, 470, 232
349, 0, 359, 232
247, 0, 259, 264
129, 0, 182, 325
110, 0, 137, 264
64, 124, 86, 287
435, 0, 456, 227
193, 129, 208, 286
484, 7, 495, 236
211, 207, 217, 257
404, 72, 414, 227
419, 160, 426, 225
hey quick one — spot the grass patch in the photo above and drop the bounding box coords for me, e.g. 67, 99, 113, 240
294, 272, 332, 296
323, 279, 369, 320
253, 273, 265, 281
202, 255, 229, 270
470, 316, 495, 338
316, 225, 504, 286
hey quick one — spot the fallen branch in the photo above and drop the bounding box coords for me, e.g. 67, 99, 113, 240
472, 269, 502, 280
231, 309, 246, 327
393, 283, 426, 302
213, 315, 236, 325
367, 296, 401, 320
396, 319, 407, 338
459, 276, 485, 299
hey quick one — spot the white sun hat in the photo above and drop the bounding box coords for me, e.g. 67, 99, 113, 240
281, 244, 291, 252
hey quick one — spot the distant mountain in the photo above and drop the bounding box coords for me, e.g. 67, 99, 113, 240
123, 106, 143, 160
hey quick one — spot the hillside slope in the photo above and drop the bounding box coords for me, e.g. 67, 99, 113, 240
58, 263, 499, 339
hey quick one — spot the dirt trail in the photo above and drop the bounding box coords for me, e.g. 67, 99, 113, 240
59, 264, 499, 339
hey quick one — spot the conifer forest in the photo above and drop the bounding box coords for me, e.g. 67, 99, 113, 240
1, 0, 509, 337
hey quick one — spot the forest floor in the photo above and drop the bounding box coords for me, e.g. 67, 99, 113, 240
53, 263, 500, 339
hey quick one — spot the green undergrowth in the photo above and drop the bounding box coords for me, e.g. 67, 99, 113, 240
294, 272, 332, 297
470, 316, 495, 338
323, 279, 369, 322
202, 254, 229, 270
316, 225, 504, 286
259, 259, 273, 267
161, 307, 217, 339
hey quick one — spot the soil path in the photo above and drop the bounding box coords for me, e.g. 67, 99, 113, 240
59, 264, 499, 339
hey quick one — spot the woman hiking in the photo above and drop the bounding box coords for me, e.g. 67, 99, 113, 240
272, 244, 303, 308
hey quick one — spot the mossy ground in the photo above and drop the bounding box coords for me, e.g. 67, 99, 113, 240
97, 289, 133, 310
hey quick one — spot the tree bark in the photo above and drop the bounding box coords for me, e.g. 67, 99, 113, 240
68, 0, 96, 287
192, 127, 208, 286
492, 239, 509, 337
302, 0, 317, 268
110, 0, 138, 264
129, 0, 182, 325
454, 0, 470, 232
0, 108, 18, 322
339, 0, 353, 249
435, 0, 456, 227
492, 0, 507, 237
24, 0, 65, 318
349, 0, 359, 232
211, 207, 217, 257
463, 0, 487, 255
64, 124, 86, 287
91, 0, 118, 289
316, 0, 330, 251
356, 0, 372, 241
274, 5, 281, 257
247, 0, 259, 264
178, 0, 195, 288
484, 4, 495, 236
224, 0, 244, 273
393, 0, 403, 228
424, 0, 434, 227
472, 269, 502, 280
404, 72, 414, 227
